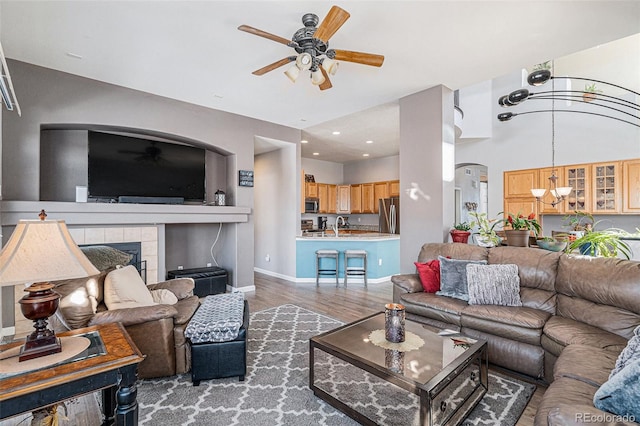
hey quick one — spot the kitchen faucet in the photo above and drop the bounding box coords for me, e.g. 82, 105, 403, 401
333, 216, 346, 236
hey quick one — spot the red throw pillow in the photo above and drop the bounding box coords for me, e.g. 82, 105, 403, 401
414, 259, 441, 293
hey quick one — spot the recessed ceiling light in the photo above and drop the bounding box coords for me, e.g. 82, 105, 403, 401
365, 140, 373, 144
301, 140, 308, 144
66, 52, 83, 59
332, 131, 341, 135
363, 153, 370, 157
313, 152, 319, 156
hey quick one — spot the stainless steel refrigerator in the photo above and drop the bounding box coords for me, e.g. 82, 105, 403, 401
379, 197, 400, 234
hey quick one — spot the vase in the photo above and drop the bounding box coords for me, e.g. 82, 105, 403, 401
505, 230, 531, 247
474, 234, 501, 247
384, 303, 405, 343
450, 230, 471, 244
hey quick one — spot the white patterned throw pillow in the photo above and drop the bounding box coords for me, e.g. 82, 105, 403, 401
466, 264, 522, 307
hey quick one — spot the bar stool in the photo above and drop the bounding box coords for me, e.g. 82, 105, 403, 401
344, 250, 367, 287
315, 249, 339, 287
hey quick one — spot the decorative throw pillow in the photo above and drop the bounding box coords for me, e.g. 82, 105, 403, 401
414, 260, 441, 293
436, 256, 487, 301
150, 289, 179, 305
81, 245, 133, 271
594, 357, 640, 420
53, 270, 108, 329
609, 325, 640, 379
466, 264, 522, 307
104, 265, 155, 310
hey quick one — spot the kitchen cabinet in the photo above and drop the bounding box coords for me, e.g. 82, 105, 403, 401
373, 182, 389, 213
328, 184, 337, 214
504, 198, 538, 219
623, 159, 640, 213
305, 182, 318, 198
388, 180, 400, 197
350, 185, 362, 214
592, 162, 621, 214
537, 168, 565, 215
504, 169, 539, 198
337, 185, 351, 214
361, 183, 375, 213
564, 164, 590, 213
317, 183, 328, 213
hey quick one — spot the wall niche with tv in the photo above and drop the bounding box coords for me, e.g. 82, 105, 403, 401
39, 126, 230, 205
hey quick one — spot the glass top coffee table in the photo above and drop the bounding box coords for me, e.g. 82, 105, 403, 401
309, 312, 488, 426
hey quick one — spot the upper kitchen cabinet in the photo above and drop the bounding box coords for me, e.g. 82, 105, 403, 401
538, 168, 565, 215
361, 183, 375, 213
336, 185, 351, 214
504, 169, 539, 198
317, 183, 328, 213
564, 164, 590, 213
623, 159, 640, 213
350, 184, 362, 214
373, 182, 389, 213
305, 182, 318, 198
327, 184, 337, 214
388, 180, 400, 197
592, 161, 621, 214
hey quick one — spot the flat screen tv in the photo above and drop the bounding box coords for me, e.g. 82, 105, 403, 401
88, 131, 206, 202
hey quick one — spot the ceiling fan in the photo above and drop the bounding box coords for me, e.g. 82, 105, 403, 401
238, 5, 384, 90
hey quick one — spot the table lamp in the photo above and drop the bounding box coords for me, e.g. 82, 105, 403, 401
0, 210, 99, 361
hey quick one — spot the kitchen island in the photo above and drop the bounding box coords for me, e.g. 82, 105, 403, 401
296, 233, 400, 283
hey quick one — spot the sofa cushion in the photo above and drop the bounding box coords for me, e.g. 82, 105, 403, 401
593, 358, 640, 421
80, 245, 133, 271
610, 325, 640, 379
417, 243, 488, 264
461, 305, 549, 346
436, 256, 486, 301
414, 260, 441, 293
554, 344, 620, 387
104, 265, 155, 310
53, 271, 108, 329
534, 377, 600, 426
399, 292, 468, 326
466, 263, 522, 307
555, 255, 640, 339
150, 289, 179, 305
542, 316, 628, 357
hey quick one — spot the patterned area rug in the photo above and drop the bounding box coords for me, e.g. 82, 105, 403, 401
137, 304, 535, 425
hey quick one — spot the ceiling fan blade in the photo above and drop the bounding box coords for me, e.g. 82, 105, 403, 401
252, 57, 295, 76
333, 49, 384, 67
238, 25, 291, 46
319, 67, 332, 91
314, 6, 350, 43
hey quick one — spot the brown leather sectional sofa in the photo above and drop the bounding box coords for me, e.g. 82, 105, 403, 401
392, 243, 640, 425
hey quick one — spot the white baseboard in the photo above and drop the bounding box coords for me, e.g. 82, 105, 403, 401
1, 326, 15, 338
253, 267, 297, 282
229, 284, 256, 293
293, 276, 392, 284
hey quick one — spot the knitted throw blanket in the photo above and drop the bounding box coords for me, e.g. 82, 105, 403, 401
185, 293, 245, 343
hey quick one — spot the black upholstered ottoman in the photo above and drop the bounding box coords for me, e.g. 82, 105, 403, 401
188, 298, 249, 386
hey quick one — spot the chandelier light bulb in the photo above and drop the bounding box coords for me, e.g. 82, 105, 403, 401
310, 69, 325, 86
531, 188, 547, 198
296, 53, 313, 71
284, 65, 300, 83
322, 58, 339, 75
556, 187, 572, 197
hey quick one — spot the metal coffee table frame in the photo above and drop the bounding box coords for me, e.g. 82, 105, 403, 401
309, 312, 488, 426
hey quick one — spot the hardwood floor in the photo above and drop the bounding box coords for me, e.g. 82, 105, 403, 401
247, 272, 545, 426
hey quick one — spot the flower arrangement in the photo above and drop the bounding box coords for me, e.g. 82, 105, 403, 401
503, 212, 541, 236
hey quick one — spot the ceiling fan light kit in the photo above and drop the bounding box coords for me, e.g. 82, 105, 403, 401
238, 5, 384, 91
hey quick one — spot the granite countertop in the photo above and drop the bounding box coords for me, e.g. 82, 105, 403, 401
297, 232, 399, 241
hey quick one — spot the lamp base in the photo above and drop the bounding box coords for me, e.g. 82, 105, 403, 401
19, 334, 62, 362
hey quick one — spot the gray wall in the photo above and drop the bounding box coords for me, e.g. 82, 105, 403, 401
399, 85, 455, 273
343, 155, 399, 184
2, 60, 300, 291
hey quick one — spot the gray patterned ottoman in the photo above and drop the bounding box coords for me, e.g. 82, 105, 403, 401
186, 293, 249, 385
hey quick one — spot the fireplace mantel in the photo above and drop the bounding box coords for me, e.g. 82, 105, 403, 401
1, 201, 251, 226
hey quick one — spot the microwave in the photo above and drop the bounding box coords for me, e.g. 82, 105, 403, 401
305, 198, 319, 213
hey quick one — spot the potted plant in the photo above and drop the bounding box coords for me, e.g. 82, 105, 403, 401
503, 212, 541, 247
583, 82, 602, 103
469, 212, 501, 247
568, 222, 632, 259
450, 222, 471, 244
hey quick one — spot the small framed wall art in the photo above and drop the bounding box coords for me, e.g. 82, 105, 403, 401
239, 170, 254, 187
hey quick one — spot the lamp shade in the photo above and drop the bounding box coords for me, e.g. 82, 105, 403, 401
284, 64, 300, 83
310, 69, 326, 86
0, 219, 99, 286
531, 188, 547, 198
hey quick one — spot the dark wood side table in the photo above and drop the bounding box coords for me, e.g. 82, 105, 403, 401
0, 322, 144, 425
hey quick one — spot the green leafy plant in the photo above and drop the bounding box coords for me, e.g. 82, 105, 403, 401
532, 61, 552, 71
584, 82, 603, 94
503, 212, 541, 236
469, 212, 501, 246
568, 226, 631, 259
562, 211, 594, 232
452, 222, 471, 231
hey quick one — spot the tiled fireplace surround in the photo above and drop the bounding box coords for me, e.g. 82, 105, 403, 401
13, 225, 160, 336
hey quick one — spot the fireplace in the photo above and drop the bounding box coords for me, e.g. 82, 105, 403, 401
80, 242, 146, 283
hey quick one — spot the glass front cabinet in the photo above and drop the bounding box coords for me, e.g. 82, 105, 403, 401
592, 162, 621, 214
